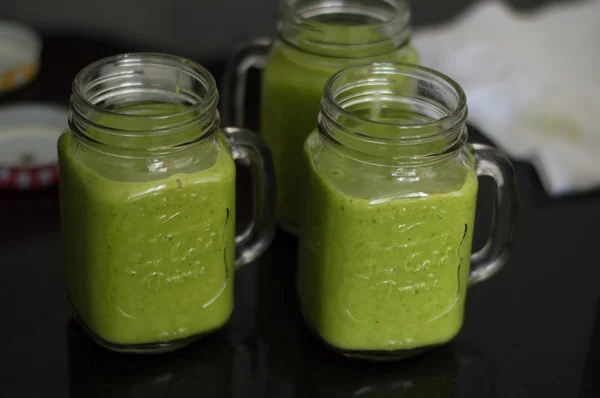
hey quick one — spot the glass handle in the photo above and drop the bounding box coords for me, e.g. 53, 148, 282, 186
224, 126, 276, 268
221, 37, 272, 127
469, 143, 518, 286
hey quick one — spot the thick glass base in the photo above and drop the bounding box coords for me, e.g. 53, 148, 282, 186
74, 314, 213, 354
315, 331, 432, 362
336, 345, 429, 362
302, 313, 435, 362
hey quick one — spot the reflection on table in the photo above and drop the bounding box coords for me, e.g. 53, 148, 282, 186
66, 231, 497, 398
67, 320, 233, 398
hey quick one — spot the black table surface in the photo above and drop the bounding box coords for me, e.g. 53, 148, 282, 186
1, 34, 600, 398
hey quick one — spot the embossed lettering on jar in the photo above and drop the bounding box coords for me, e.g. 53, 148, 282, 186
298, 63, 517, 360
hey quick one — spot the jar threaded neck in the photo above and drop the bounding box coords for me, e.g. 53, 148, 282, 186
278, 0, 412, 58
69, 53, 219, 150
318, 62, 468, 165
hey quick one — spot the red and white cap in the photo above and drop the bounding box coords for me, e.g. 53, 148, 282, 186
0, 104, 67, 190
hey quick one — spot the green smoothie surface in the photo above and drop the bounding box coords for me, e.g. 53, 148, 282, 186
59, 103, 236, 345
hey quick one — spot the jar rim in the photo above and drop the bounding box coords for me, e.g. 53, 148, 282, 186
72, 52, 218, 122
322, 62, 468, 141
278, 0, 412, 57
69, 53, 220, 151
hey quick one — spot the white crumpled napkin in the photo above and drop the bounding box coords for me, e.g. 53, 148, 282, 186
412, 0, 600, 196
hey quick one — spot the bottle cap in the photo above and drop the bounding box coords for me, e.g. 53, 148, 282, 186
0, 104, 67, 190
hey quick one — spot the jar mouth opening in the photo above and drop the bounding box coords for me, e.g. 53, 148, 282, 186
70, 53, 220, 150
279, 0, 411, 56
71, 53, 218, 131
322, 62, 468, 143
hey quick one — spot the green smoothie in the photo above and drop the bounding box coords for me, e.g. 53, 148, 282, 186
59, 106, 236, 346
298, 134, 478, 352
261, 36, 418, 232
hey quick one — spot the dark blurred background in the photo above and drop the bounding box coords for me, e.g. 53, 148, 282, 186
0, 0, 578, 62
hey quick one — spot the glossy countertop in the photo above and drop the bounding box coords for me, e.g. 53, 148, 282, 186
1, 35, 600, 398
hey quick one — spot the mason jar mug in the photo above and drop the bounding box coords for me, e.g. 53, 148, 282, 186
298, 63, 518, 360
59, 54, 276, 353
222, 0, 419, 234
